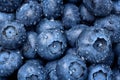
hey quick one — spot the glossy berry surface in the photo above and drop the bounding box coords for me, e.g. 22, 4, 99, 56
0, 0, 119, 80
17, 60, 46, 80
0, 21, 26, 49
37, 29, 67, 60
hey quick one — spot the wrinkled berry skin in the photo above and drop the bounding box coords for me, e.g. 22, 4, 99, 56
16, 1, 42, 26
23, 32, 37, 59
88, 64, 112, 80
37, 29, 67, 60
76, 28, 112, 64
56, 53, 87, 80
62, 3, 80, 29
0, 50, 23, 77
0, 21, 26, 49
0, 0, 23, 12
17, 60, 46, 80
42, 0, 63, 19
36, 19, 64, 34
83, 0, 113, 16
45, 61, 58, 80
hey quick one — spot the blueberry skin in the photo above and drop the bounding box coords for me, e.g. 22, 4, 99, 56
0, 0, 23, 12
45, 61, 58, 80
94, 15, 120, 43
23, 32, 38, 59
37, 29, 67, 60
66, 24, 88, 47
0, 21, 26, 49
36, 19, 64, 34
56, 53, 87, 80
17, 60, 46, 80
112, 69, 120, 80
42, 0, 63, 19
79, 4, 95, 23
76, 28, 112, 64
66, 48, 78, 56
112, 1, 120, 15
88, 64, 112, 80
83, 0, 113, 16
0, 50, 23, 77
62, 3, 80, 29
16, 1, 42, 26
0, 12, 15, 22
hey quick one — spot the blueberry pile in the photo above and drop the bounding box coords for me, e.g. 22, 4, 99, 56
0, 0, 120, 80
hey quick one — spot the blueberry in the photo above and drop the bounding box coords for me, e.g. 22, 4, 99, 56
0, 21, 26, 49
36, 19, 64, 34
79, 4, 95, 23
66, 48, 78, 56
94, 15, 120, 43
112, 0, 120, 15
45, 61, 58, 80
16, 1, 42, 26
76, 28, 112, 64
37, 29, 67, 60
66, 24, 88, 47
42, 0, 63, 19
0, 0, 23, 12
0, 50, 23, 77
0, 12, 15, 23
56, 53, 87, 80
88, 64, 112, 80
62, 3, 80, 29
23, 31, 38, 59
83, 0, 113, 16
112, 69, 120, 80
17, 60, 46, 80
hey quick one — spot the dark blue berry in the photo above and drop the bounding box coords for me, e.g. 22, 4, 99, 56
0, 21, 26, 49
42, 0, 63, 19
23, 31, 38, 59
0, 12, 14, 23
112, 69, 120, 80
76, 28, 112, 65
45, 61, 58, 80
112, 0, 120, 15
62, 3, 80, 29
83, 0, 113, 16
17, 60, 46, 80
56, 53, 87, 80
88, 64, 112, 80
94, 15, 120, 43
0, 0, 23, 12
37, 29, 67, 60
16, 1, 42, 26
0, 50, 23, 77
66, 24, 88, 47
79, 4, 95, 23
36, 19, 64, 34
